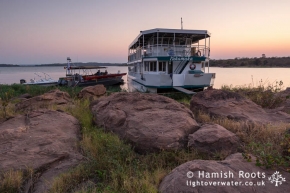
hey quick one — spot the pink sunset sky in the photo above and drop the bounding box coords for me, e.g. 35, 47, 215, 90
0, 0, 289, 64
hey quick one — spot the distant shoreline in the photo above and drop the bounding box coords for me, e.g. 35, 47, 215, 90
210, 57, 290, 67
1, 56, 290, 68
0, 63, 127, 67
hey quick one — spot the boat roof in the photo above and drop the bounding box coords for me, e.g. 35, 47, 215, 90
129, 28, 211, 49
65, 66, 107, 70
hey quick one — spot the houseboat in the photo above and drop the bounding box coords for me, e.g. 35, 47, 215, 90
58, 57, 126, 87
127, 28, 215, 94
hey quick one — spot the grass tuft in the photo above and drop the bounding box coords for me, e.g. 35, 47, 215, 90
0, 170, 23, 193
221, 80, 285, 108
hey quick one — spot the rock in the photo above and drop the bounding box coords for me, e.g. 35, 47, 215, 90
18, 93, 32, 99
0, 109, 82, 192
190, 89, 290, 124
0, 118, 6, 124
78, 85, 106, 100
11, 93, 33, 103
188, 124, 240, 155
90, 92, 199, 153
15, 89, 72, 111
159, 153, 290, 193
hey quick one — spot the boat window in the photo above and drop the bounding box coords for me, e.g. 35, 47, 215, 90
144, 62, 149, 71
186, 38, 192, 47
168, 61, 173, 74
159, 62, 166, 72
175, 39, 180, 45
134, 64, 137, 72
149, 61, 157, 72
179, 38, 185, 45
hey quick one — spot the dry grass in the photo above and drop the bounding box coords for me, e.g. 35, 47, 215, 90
194, 110, 290, 168
50, 165, 89, 193
64, 99, 92, 129
0, 170, 23, 193
0, 101, 15, 119
221, 80, 285, 109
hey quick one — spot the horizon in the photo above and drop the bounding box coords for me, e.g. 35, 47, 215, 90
2, 55, 290, 66
1, 0, 290, 64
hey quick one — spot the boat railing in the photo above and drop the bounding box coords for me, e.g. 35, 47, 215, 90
34, 72, 45, 82
174, 60, 190, 74
143, 45, 190, 57
128, 47, 142, 62
193, 45, 210, 58
41, 72, 54, 81
128, 45, 210, 62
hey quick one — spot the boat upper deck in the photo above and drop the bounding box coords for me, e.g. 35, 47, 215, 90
128, 28, 211, 63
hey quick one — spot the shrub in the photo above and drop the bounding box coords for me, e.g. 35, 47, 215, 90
221, 80, 285, 108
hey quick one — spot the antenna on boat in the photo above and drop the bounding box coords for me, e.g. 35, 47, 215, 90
181, 17, 183, 30
67, 57, 71, 74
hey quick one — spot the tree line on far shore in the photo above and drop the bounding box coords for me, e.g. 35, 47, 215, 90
210, 57, 290, 67
0, 62, 127, 67
1, 57, 290, 68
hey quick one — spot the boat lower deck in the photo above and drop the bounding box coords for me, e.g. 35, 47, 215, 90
127, 70, 214, 93
58, 73, 125, 87
77, 78, 124, 87
127, 76, 205, 93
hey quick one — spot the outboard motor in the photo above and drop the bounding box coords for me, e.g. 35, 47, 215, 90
20, 79, 26, 84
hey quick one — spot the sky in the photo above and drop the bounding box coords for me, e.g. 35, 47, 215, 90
0, 0, 290, 64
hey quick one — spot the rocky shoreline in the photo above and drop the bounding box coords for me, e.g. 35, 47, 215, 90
0, 85, 290, 192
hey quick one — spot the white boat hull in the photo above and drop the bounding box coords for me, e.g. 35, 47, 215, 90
127, 72, 215, 93
23, 81, 58, 86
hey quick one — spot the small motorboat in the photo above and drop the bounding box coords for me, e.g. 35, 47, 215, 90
20, 72, 58, 86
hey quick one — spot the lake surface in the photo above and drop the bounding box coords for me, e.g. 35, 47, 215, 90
209, 67, 290, 89
1, 66, 290, 89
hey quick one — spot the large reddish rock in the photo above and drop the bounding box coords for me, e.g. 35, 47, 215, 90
188, 124, 240, 155
78, 84, 106, 100
15, 89, 72, 111
90, 92, 199, 153
159, 153, 290, 193
0, 109, 82, 192
190, 89, 290, 124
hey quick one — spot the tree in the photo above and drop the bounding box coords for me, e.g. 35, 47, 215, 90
254, 59, 261, 66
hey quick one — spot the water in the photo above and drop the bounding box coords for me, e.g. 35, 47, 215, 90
0, 66, 128, 88
208, 67, 290, 89
1, 66, 290, 89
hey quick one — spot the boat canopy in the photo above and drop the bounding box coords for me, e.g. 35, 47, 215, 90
129, 28, 211, 49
